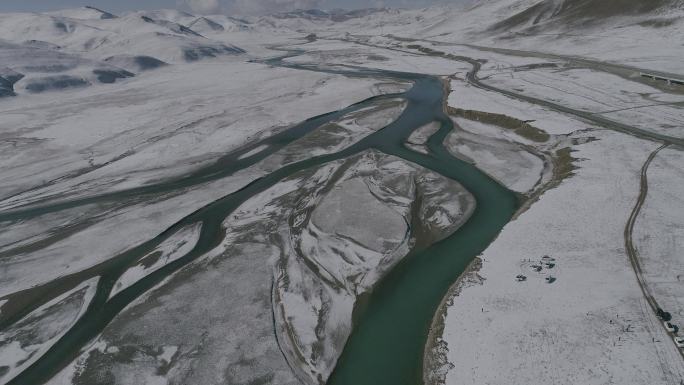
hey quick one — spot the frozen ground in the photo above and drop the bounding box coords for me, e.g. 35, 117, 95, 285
0, 278, 98, 384
431, 128, 684, 385
0, 49, 408, 304
47, 150, 473, 385
448, 78, 586, 136
109, 223, 202, 298
405, 122, 441, 154
633, 148, 684, 332
1, 2, 683, 385
0, 58, 387, 207
285, 39, 471, 75
445, 117, 550, 194
309, 0, 684, 74
259, 98, 407, 171
480, 66, 684, 138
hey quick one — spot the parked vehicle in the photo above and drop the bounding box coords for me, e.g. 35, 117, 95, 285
516, 274, 527, 282
664, 321, 677, 333
674, 337, 684, 348
657, 308, 672, 321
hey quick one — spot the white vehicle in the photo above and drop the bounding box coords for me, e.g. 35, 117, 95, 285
674, 337, 684, 348
664, 321, 677, 332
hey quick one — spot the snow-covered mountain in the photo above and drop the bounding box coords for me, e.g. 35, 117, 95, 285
0, 7, 248, 97
259, 0, 683, 72
0, 11, 244, 62
44, 5, 117, 20
0, 39, 134, 95
271, 0, 684, 39
1, 1, 682, 98
488, 0, 684, 31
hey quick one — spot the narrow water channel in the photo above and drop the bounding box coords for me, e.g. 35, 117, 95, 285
4, 51, 517, 385
327, 78, 517, 385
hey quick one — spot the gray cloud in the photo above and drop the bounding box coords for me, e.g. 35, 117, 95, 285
184, 0, 222, 13
0, 0, 475, 16
182, 0, 327, 15
229, 0, 325, 14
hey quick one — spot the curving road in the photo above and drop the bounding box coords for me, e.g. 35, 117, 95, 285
623, 144, 684, 361
343, 36, 684, 147
464, 60, 684, 147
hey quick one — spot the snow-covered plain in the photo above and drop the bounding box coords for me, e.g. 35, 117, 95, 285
0, 59, 388, 207
634, 148, 684, 335
47, 150, 474, 385
428, 82, 684, 383
285, 39, 472, 75
0, 278, 98, 384
109, 223, 202, 298
1, 1, 683, 385
304, 0, 684, 74
431, 128, 684, 385
445, 117, 549, 193
481, 66, 684, 138
290, 3, 683, 383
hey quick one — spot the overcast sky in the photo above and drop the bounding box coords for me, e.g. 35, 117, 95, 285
0, 0, 472, 15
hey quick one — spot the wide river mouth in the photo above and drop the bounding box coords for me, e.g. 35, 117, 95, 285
4, 50, 517, 385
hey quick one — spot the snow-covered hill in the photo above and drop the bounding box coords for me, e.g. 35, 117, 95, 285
0, 11, 244, 62
0, 39, 135, 95
0, 7, 249, 97
44, 5, 117, 20
278, 0, 683, 41
264, 0, 683, 73
3, 1, 680, 98
488, 0, 684, 31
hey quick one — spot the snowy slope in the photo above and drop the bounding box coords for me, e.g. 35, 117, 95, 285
44, 6, 117, 20
490, 0, 684, 32
278, 0, 684, 73
0, 7, 250, 97
0, 12, 244, 64
0, 39, 134, 95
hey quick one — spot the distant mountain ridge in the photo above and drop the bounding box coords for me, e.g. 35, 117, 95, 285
1, 1, 682, 98
270, 8, 395, 22
45, 5, 116, 20
0, 7, 247, 97
490, 0, 684, 31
